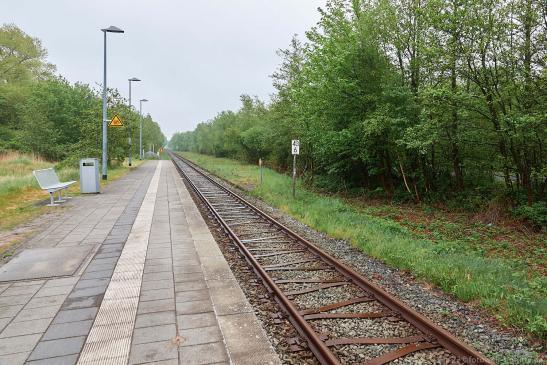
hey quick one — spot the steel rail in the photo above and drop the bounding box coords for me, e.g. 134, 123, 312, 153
169, 152, 340, 364
168, 151, 493, 365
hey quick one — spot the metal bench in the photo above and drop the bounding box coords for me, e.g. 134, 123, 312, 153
33, 168, 76, 206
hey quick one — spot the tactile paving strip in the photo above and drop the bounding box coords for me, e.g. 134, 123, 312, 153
77, 163, 162, 365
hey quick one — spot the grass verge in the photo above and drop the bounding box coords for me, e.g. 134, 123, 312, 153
180, 151, 546, 341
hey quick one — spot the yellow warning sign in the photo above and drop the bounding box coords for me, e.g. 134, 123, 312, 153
108, 115, 123, 127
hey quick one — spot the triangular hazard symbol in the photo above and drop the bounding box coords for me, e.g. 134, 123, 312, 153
109, 115, 123, 127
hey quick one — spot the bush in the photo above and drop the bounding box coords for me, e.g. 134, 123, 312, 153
514, 202, 547, 230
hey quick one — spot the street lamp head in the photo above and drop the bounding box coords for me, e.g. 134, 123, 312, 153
101, 26, 124, 33
129, 77, 141, 82
140, 99, 148, 102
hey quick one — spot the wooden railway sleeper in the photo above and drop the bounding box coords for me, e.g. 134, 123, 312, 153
169, 152, 493, 365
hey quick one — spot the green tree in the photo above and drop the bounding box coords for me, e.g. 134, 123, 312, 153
0, 24, 166, 167
172, 0, 545, 209
0, 24, 55, 83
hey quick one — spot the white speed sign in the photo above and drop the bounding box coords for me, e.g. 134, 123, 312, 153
291, 140, 300, 155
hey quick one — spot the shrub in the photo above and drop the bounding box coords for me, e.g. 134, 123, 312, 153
514, 202, 547, 230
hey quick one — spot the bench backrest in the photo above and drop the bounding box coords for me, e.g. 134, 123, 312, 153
33, 168, 61, 189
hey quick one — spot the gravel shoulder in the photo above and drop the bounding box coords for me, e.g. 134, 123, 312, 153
188, 164, 544, 365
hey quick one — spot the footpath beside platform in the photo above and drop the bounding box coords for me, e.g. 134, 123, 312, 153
0, 160, 280, 365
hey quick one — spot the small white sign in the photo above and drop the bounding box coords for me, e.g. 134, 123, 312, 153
292, 139, 300, 155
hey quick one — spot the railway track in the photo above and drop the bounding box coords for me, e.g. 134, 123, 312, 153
169, 151, 493, 365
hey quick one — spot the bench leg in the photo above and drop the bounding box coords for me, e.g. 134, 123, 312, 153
64, 188, 72, 199
47, 192, 59, 207
56, 190, 66, 203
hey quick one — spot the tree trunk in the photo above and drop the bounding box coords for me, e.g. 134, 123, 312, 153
385, 149, 394, 196
484, 91, 512, 189
399, 159, 413, 196
420, 154, 430, 192
379, 149, 393, 198
451, 60, 464, 191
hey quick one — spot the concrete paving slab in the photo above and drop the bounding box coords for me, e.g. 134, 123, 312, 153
25, 295, 67, 309
0, 318, 51, 338
34, 285, 74, 298
79, 268, 115, 280
0, 246, 94, 282
174, 272, 204, 283
1, 284, 42, 296
42, 320, 93, 340
137, 299, 176, 315
26, 354, 79, 365
14, 305, 59, 322
179, 325, 223, 347
169, 163, 280, 365
175, 289, 209, 303
73, 278, 110, 290
42, 278, 79, 288
141, 279, 174, 291
132, 324, 176, 345
0, 160, 281, 365
178, 342, 229, 365
177, 312, 218, 330
128, 340, 178, 364
28, 336, 86, 360
194, 239, 223, 258
218, 313, 282, 365
140, 288, 174, 302
176, 300, 214, 315
11, 281, 45, 287
69, 285, 107, 299
200, 257, 236, 282
53, 307, 98, 324
143, 264, 172, 274
0, 333, 42, 355
61, 295, 102, 310
135, 311, 175, 328
175, 280, 207, 292
138, 359, 178, 365
0, 293, 35, 306
142, 271, 172, 282
0, 318, 10, 333
207, 280, 253, 316
0, 352, 30, 365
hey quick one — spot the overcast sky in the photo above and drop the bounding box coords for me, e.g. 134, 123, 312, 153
2, 0, 325, 139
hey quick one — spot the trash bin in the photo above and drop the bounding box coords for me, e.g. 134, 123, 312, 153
80, 158, 100, 193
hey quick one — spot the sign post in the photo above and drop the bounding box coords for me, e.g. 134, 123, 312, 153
291, 140, 299, 198
259, 158, 263, 186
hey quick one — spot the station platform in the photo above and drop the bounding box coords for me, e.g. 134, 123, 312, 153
0, 161, 280, 365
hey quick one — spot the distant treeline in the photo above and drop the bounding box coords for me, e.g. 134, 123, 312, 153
0, 24, 166, 167
171, 0, 545, 210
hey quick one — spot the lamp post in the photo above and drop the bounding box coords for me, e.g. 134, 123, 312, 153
128, 77, 141, 166
101, 25, 124, 180
139, 99, 148, 159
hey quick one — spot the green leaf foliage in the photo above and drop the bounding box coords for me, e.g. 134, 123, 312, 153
0, 24, 166, 167
170, 0, 546, 216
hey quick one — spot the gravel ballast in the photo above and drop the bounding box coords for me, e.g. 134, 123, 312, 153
180, 160, 544, 365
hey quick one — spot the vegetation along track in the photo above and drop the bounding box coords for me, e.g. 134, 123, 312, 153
169, 151, 493, 365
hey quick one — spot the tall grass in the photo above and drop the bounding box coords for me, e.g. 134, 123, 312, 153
0, 152, 53, 195
0, 151, 136, 231
181, 151, 546, 341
